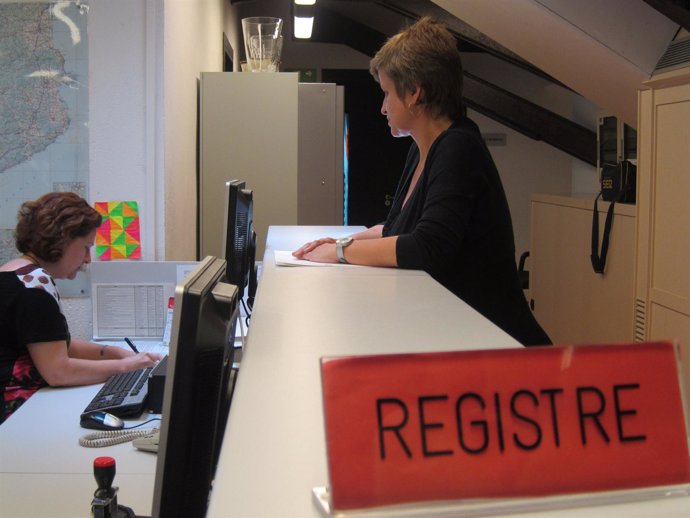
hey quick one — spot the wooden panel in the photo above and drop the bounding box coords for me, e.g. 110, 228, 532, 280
651, 88, 690, 304
650, 303, 690, 344
531, 195, 635, 344
650, 303, 690, 403
636, 67, 690, 351
530, 201, 561, 338
635, 90, 652, 312
639, 70, 690, 405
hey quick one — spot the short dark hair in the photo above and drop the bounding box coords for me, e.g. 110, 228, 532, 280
369, 17, 464, 121
15, 192, 102, 262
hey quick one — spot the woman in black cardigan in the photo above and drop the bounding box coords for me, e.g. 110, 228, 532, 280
293, 17, 550, 347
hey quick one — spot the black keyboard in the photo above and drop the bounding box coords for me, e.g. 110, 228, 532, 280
81, 367, 153, 418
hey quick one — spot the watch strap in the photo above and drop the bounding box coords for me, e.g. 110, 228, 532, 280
336, 237, 353, 264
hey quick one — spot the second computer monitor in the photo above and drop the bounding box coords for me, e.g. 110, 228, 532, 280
222, 179, 255, 301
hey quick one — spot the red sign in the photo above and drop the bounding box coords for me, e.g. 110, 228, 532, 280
320, 341, 690, 511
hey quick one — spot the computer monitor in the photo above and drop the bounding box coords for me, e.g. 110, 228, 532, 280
222, 180, 256, 303
151, 256, 239, 518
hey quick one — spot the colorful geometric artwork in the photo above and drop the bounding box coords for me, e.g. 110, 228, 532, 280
94, 201, 141, 260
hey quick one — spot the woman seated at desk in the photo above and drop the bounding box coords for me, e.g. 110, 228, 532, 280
293, 17, 550, 347
0, 192, 160, 424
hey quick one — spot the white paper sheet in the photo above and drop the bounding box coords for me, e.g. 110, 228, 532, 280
92, 284, 166, 338
274, 250, 338, 267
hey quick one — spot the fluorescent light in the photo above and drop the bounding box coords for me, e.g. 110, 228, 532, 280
294, 0, 316, 5
294, 16, 314, 39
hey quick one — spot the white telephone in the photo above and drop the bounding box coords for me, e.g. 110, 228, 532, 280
132, 430, 160, 453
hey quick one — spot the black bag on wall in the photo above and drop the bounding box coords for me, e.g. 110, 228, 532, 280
601, 160, 636, 204
591, 192, 614, 274
591, 160, 636, 274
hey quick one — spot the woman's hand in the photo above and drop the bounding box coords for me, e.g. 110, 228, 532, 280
292, 237, 338, 263
120, 352, 161, 370
293, 233, 399, 267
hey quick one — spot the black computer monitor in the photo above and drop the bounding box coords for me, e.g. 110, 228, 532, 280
151, 256, 239, 518
222, 180, 256, 303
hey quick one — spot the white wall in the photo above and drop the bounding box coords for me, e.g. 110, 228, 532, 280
88, 0, 226, 263
466, 61, 600, 254
89, 0, 153, 257
469, 110, 573, 259
163, 0, 226, 261
68, 0, 224, 338
69, 0, 155, 340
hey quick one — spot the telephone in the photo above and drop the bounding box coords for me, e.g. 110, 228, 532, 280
132, 431, 159, 453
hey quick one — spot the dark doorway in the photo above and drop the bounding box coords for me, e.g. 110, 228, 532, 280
322, 69, 410, 227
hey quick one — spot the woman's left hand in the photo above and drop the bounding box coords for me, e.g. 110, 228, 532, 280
292, 237, 338, 263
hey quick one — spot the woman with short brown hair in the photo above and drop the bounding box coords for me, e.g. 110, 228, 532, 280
294, 18, 550, 347
0, 192, 160, 424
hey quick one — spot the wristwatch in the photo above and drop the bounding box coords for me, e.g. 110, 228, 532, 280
335, 236, 354, 264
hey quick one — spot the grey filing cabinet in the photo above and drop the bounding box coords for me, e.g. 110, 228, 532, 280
199, 72, 344, 260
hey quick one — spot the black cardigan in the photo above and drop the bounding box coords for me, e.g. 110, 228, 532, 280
382, 117, 551, 346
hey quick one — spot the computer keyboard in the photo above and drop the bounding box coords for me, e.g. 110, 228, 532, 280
81, 367, 154, 418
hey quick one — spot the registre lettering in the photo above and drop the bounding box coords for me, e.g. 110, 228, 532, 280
376, 384, 646, 460
320, 342, 690, 512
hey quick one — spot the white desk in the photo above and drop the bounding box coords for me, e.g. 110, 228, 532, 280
207, 226, 518, 517
207, 226, 690, 518
0, 364, 159, 517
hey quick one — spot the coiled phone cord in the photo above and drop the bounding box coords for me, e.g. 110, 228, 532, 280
79, 427, 159, 448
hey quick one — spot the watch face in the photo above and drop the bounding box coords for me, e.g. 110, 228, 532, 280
337, 237, 353, 246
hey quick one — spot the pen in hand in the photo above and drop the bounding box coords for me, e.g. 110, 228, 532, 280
124, 337, 140, 353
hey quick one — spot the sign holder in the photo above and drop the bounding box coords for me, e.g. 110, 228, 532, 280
312, 484, 690, 517
315, 341, 690, 516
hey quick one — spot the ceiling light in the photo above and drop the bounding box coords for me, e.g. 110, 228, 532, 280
294, 0, 316, 5
294, 16, 314, 39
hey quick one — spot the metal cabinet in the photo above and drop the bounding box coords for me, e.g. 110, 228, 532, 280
199, 72, 344, 260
